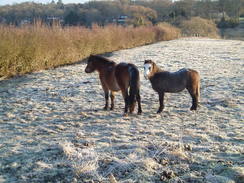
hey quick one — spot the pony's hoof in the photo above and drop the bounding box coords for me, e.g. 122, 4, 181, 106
103, 107, 108, 110
190, 106, 197, 111
123, 113, 128, 117
137, 111, 142, 115
157, 110, 162, 114
110, 107, 114, 110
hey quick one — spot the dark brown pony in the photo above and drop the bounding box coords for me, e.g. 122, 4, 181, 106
144, 60, 200, 113
85, 55, 142, 115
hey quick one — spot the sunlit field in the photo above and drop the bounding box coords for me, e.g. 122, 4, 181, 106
0, 38, 243, 182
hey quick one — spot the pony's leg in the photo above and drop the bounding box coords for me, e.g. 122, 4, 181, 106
196, 82, 200, 106
110, 91, 115, 110
129, 103, 135, 114
193, 85, 200, 110
129, 97, 136, 114
187, 73, 200, 110
104, 90, 109, 110
190, 95, 198, 110
100, 80, 109, 110
116, 74, 129, 115
121, 89, 129, 115
157, 92, 165, 113
187, 88, 198, 110
136, 90, 142, 115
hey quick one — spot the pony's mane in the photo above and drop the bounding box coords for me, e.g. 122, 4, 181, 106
90, 55, 115, 65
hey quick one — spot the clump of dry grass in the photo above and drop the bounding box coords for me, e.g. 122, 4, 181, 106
59, 141, 99, 179
140, 158, 159, 172
179, 17, 220, 38
155, 22, 181, 41
0, 23, 180, 78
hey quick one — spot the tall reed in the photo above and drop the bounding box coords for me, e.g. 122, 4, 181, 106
0, 23, 180, 78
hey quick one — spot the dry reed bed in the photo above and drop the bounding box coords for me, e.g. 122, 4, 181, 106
0, 23, 180, 78
0, 38, 243, 182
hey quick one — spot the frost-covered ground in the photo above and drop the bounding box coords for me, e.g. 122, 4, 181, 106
0, 38, 243, 183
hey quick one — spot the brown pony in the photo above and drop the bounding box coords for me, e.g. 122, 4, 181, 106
85, 55, 142, 115
144, 60, 200, 113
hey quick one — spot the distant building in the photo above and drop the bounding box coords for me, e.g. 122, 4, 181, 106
0, 16, 6, 24
210, 12, 228, 20
46, 16, 64, 25
113, 15, 128, 25
20, 19, 31, 26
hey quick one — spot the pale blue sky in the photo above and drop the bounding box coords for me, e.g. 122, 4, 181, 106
0, 0, 88, 6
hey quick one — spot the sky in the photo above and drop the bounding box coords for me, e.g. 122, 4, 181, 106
0, 0, 88, 6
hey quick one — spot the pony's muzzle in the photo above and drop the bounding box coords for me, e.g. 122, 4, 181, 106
85, 68, 91, 73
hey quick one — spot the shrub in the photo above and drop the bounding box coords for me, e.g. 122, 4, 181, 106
155, 22, 181, 41
217, 17, 239, 28
179, 17, 219, 38
0, 23, 180, 78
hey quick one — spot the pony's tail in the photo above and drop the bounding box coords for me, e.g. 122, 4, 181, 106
128, 66, 140, 113
197, 80, 200, 103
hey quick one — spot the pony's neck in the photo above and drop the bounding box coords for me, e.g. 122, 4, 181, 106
154, 65, 163, 73
149, 64, 163, 79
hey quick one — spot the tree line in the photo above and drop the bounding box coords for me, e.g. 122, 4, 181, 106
0, 0, 243, 27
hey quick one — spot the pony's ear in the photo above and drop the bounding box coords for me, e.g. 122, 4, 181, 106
88, 54, 96, 60
86, 54, 94, 62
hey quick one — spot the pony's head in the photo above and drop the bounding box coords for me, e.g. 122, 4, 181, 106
85, 55, 97, 73
144, 60, 155, 79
